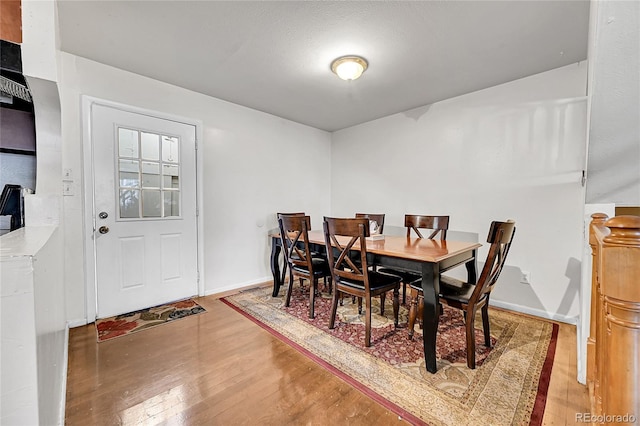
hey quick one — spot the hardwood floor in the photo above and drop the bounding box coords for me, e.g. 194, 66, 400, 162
65, 293, 589, 425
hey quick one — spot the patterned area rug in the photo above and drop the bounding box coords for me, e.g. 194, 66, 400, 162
95, 299, 206, 342
222, 285, 557, 426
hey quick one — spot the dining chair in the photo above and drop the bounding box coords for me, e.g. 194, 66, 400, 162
408, 220, 516, 369
323, 217, 401, 347
276, 212, 307, 284
278, 214, 332, 319
378, 215, 450, 304
351, 213, 387, 307
277, 212, 305, 217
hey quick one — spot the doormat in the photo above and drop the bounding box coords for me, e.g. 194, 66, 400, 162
95, 299, 206, 342
222, 286, 558, 426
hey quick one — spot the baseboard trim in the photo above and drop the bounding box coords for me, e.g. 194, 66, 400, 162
58, 323, 70, 426
204, 277, 273, 298
67, 318, 89, 328
203, 283, 581, 325
490, 299, 578, 325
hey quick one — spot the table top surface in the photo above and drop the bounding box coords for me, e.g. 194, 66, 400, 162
273, 230, 481, 263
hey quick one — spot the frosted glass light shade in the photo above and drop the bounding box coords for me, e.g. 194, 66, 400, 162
331, 56, 368, 81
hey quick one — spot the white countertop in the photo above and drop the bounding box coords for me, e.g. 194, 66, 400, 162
0, 226, 58, 258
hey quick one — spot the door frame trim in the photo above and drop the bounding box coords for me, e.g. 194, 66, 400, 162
81, 96, 205, 322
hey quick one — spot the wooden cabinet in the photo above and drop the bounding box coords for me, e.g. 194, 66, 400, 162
587, 214, 640, 424
0, 0, 22, 43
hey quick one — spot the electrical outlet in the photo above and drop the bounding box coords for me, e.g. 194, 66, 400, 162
521, 271, 531, 284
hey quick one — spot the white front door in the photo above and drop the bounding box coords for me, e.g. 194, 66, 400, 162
91, 104, 198, 318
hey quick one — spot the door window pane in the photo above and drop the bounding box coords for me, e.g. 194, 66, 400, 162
116, 128, 183, 220
119, 189, 140, 218
119, 159, 140, 187
163, 191, 180, 217
118, 128, 139, 158
162, 136, 179, 163
142, 190, 162, 217
141, 132, 160, 160
162, 164, 179, 189
141, 162, 160, 188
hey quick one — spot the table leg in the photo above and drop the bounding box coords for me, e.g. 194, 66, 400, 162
270, 236, 283, 297
421, 262, 441, 373
465, 248, 478, 283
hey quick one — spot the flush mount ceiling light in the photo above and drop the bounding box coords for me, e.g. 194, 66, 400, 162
330, 56, 368, 81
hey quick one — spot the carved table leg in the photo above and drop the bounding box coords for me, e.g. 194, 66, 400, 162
270, 236, 284, 297
421, 262, 440, 373
465, 248, 478, 283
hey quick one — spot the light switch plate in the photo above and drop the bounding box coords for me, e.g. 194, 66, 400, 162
62, 180, 74, 196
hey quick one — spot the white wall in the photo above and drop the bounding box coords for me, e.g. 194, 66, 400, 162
32, 227, 66, 425
585, 0, 640, 206
21, 0, 58, 84
332, 63, 588, 322
21, 0, 63, 228
22, 77, 63, 227
58, 53, 332, 323
1, 252, 39, 426
1, 226, 66, 426
7, 2, 68, 424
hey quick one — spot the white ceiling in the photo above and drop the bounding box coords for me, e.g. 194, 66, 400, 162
56, 1, 590, 132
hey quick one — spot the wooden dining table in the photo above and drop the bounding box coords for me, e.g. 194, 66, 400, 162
269, 230, 482, 374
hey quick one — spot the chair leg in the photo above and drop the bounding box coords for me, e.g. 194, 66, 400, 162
465, 309, 477, 369
392, 287, 399, 327
402, 282, 407, 305
309, 278, 316, 319
329, 290, 340, 330
357, 297, 363, 315
481, 304, 491, 347
280, 262, 288, 290
325, 276, 332, 294
407, 288, 419, 339
284, 270, 295, 307
365, 295, 372, 347
379, 292, 386, 316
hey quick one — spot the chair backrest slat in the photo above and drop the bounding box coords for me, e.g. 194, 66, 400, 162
278, 215, 313, 273
404, 215, 449, 240
323, 217, 370, 288
277, 212, 306, 223
470, 220, 516, 304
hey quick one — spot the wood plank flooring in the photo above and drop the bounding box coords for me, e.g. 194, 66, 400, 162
65, 293, 589, 425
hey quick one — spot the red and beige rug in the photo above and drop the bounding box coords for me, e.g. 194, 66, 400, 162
96, 299, 206, 342
222, 284, 557, 426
